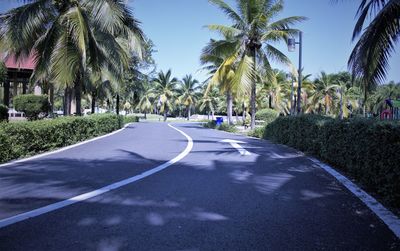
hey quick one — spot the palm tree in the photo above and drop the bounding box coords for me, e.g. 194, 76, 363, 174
207, 0, 306, 129
309, 72, 339, 115
369, 82, 400, 114
348, 0, 400, 106
178, 75, 201, 120
137, 82, 154, 119
153, 70, 178, 122
0, 0, 145, 115
200, 86, 219, 120
200, 38, 238, 124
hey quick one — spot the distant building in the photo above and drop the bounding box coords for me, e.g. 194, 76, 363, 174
0, 53, 37, 107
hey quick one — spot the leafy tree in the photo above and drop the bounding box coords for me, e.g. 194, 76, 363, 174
207, 0, 305, 129
309, 72, 339, 115
200, 87, 220, 120
0, 0, 145, 116
13, 94, 50, 120
348, 0, 400, 89
153, 70, 179, 122
136, 81, 154, 119
200, 38, 238, 124
178, 75, 201, 120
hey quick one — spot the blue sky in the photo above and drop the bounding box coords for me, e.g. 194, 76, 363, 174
1, 0, 399, 83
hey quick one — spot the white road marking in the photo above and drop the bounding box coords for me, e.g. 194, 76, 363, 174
0, 124, 193, 229
309, 157, 400, 239
220, 139, 252, 156
0, 123, 134, 168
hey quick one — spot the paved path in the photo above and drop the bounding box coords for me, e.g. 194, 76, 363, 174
0, 122, 398, 250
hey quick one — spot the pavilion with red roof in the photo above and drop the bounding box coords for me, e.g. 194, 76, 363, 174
1, 53, 36, 107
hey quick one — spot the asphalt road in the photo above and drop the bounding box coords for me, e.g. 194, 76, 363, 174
0, 122, 398, 250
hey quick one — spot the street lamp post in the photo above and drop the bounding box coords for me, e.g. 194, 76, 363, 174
288, 31, 303, 115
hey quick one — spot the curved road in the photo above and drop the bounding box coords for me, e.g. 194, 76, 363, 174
0, 122, 398, 250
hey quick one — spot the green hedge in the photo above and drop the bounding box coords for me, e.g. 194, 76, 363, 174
0, 114, 138, 163
263, 115, 400, 207
124, 115, 140, 124
255, 108, 279, 125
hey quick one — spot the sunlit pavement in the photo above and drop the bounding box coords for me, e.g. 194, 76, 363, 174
0, 122, 398, 250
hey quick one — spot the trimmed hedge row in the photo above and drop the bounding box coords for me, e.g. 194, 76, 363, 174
263, 115, 400, 207
0, 114, 138, 163
124, 115, 140, 124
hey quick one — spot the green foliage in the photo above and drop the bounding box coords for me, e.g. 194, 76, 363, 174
255, 108, 279, 125
248, 127, 265, 138
0, 114, 124, 163
0, 104, 8, 121
203, 121, 237, 133
264, 115, 400, 207
13, 95, 50, 121
124, 115, 139, 124
204, 120, 217, 129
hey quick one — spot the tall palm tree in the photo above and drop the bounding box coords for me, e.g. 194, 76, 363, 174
335, 82, 361, 119
153, 70, 178, 122
200, 86, 220, 120
348, 0, 400, 105
178, 75, 201, 120
0, 0, 145, 115
200, 38, 239, 124
309, 72, 339, 115
207, 0, 305, 129
136, 82, 154, 119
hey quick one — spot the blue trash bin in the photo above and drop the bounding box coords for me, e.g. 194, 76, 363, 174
216, 117, 223, 126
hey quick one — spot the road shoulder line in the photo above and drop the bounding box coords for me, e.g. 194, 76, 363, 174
0, 123, 193, 229
309, 157, 400, 239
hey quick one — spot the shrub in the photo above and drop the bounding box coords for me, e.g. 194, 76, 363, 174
0, 104, 8, 122
255, 108, 279, 125
218, 123, 238, 133
248, 127, 265, 138
203, 121, 237, 133
264, 115, 400, 207
204, 120, 217, 129
124, 115, 139, 124
13, 94, 50, 120
0, 114, 124, 163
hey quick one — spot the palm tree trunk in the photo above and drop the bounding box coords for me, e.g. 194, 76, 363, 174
116, 94, 120, 115
187, 104, 191, 120
207, 111, 210, 120
64, 87, 72, 116
250, 47, 257, 129
74, 76, 82, 116
48, 84, 54, 117
269, 93, 272, 109
144, 112, 147, 119
164, 110, 167, 122
91, 91, 96, 114
227, 91, 233, 125
339, 88, 343, 120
